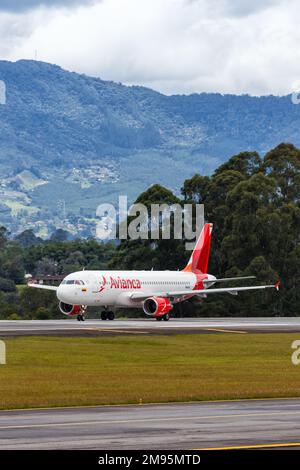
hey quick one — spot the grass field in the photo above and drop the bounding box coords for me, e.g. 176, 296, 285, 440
0, 333, 300, 410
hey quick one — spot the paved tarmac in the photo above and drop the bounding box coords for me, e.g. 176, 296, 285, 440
1, 398, 300, 449
0, 318, 300, 336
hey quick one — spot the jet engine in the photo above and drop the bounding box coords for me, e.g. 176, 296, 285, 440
143, 296, 172, 317
59, 301, 81, 316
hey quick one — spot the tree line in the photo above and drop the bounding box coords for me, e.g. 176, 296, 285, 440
0, 142, 299, 318
110, 142, 300, 317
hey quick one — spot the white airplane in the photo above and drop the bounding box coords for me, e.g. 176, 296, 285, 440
28, 223, 280, 321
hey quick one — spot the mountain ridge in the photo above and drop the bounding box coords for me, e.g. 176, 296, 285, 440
0, 59, 300, 237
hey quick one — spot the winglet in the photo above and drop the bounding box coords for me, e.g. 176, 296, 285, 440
275, 280, 281, 291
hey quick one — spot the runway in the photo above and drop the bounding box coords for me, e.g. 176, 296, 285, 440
1, 398, 300, 449
0, 317, 300, 336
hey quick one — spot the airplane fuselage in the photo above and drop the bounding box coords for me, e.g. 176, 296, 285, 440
56, 270, 217, 310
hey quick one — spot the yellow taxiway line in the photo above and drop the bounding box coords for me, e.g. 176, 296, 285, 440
87, 327, 247, 334
196, 442, 300, 450
202, 328, 247, 334
86, 328, 148, 334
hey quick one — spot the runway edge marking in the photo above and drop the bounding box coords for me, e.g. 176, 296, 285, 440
1, 396, 300, 413
1, 410, 300, 430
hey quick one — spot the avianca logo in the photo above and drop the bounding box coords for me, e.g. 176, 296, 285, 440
110, 276, 141, 289
98, 275, 107, 293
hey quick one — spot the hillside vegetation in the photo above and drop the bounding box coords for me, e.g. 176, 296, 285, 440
0, 142, 298, 318
1, 60, 300, 236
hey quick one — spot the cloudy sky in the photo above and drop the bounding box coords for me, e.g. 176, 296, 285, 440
0, 0, 299, 95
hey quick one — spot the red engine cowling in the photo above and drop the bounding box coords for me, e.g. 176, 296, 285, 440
143, 297, 172, 317
59, 301, 81, 316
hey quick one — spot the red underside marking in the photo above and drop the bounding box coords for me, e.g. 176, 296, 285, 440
193, 272, 208, 290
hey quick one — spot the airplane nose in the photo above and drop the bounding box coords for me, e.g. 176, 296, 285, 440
56, 284, 63, 300
57, 283, 69, 301
56, 283, 78, 304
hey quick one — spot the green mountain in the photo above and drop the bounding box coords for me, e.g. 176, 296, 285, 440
0, 59, 300, 237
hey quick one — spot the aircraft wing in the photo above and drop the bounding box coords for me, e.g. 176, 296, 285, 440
28, 283, 58, 291
130, 282, 280, 301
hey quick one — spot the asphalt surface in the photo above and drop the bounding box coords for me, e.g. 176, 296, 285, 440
0, 318, 300, 337
1, 398, 300, 449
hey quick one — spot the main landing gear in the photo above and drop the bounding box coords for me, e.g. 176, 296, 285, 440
101, 310, 115, 321
156, 314, 170, 321
77, 314, 85, 322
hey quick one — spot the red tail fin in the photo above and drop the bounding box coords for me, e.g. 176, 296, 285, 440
182, 223, 213, 274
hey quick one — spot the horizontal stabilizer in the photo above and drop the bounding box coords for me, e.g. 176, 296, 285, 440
203, 276, 256, 285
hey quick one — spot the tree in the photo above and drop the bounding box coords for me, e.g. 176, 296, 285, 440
262, 143, 300, 202
0, 226, 8, 250
50, 229, 71, 242
15, 229, 42, 248
214, 151, 262, 178
181, 174, 210, 204
0, 278, 16, 293
111, 184, 187, 270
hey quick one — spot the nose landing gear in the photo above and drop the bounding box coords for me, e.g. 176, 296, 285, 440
76, 306, 87, 321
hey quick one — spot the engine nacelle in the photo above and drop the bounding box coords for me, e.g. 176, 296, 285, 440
59, 301, 82, 316
143, 297, 172, 317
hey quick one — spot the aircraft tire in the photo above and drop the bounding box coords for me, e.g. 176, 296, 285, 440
101, 311, 108, 321
107, 311, 115, 321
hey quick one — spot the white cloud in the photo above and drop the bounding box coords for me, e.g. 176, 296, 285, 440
1, 0, 300, 95
0, 0, 93, 13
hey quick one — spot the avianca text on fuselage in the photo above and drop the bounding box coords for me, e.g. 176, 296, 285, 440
28, 223, 280, 322
109, 276, 141, 289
